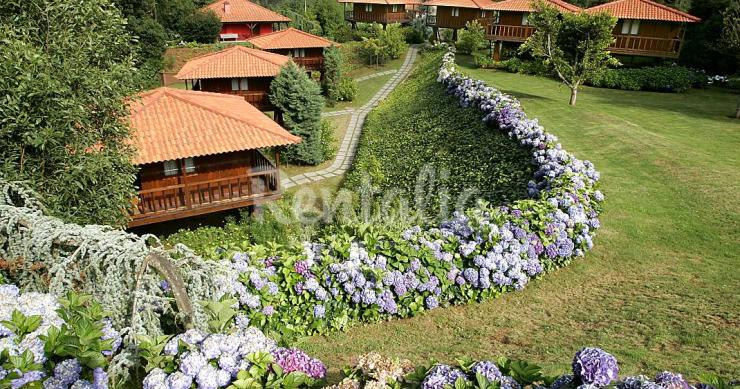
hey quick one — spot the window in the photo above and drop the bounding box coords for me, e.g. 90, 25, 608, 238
480, 10, 487, 18
521, 13, 529, 25
231, 78, 248, 91
184, 158, 195, 174
451, 7, 460, 17
163, 160, 179, 176
493, 10, 500, 24
620, 19, 640, 35
392, 4, 399, 12
365, 4, 372, 12
292, 48, 306, 58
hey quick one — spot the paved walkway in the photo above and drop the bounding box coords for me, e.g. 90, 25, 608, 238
355, 69, 398, 82
282, 46, 419, 189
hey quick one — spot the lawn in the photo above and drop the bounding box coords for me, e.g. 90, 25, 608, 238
298, 59, 740, 378
281, 114, 351, 177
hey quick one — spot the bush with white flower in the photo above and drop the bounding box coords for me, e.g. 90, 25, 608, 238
0, 284, 122, 389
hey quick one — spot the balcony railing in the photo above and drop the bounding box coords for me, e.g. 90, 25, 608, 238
609, 35, 682, 58
131, 168, 280, 226
486, 24, 536, 42
346, 10, 415, 24
293, 57, 324, 71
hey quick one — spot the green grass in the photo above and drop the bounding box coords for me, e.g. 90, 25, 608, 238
297, 59, 740, 378
281, 115, 351, 177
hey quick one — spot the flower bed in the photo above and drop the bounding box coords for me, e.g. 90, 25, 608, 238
0, 285, 123, 388
210, 50, 604, 339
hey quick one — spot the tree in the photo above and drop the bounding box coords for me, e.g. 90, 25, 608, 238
0, 0, 139, 226
179, 9, 222, 43
322, 46, 344, 106
719, 0, 740, 118
456, 20, 487, 54
521, 1, 618, 106
269, 62, 326, 165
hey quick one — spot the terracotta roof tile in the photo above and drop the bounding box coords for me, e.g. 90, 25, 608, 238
586, 0, 699, 22
337, 0, 421, 4
129, 88, 300, 165
176, 45, 290, 80
204, 0, 291, 23
423, 0, 495, 8
247, 28, 338, 49
486, 0, 581, 12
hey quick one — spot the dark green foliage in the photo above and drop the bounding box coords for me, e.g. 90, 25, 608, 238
128, 16, 168, 60
358, 23, 408, 66
319, 119, 338, 161
456, 20, 487, 55
323, 46, 344, 106
407, 17, 431, 44
337, 78, 358, 101
179, 9, 222, 43
521, 1, 618, 105
344, 53, 535, 218
589, 65, 698, 92
0, 0, 138, 226
270, 62, 326, 165
680, 0, 738, 75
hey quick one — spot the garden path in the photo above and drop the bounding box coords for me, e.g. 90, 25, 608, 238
282, 46, 419, 189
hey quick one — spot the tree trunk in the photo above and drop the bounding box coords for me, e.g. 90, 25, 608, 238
569, 88, 578, 106
736, 100, 740, 119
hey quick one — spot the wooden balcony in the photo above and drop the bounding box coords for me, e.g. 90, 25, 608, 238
608, 35, 682, 58
293, 57, 324, 71
345, 10, 416, 24
130, 166, 281, 227
486, 24, 535, 42
220, 91, 274, 111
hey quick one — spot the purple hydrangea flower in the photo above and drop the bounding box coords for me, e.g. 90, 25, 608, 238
471, 361, 502, 382
271, 348, 327, 379
655, 372, 690, 389
422, 364, 467, 389
572, 348, 619, 387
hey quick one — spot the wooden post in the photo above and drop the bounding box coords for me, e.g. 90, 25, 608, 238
274, 149, 281, 192
180, 159, 192, 209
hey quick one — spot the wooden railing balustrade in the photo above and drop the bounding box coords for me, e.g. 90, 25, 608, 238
293, 57, 324, 71
486, 24, 536, 42
609, 35, 682, 58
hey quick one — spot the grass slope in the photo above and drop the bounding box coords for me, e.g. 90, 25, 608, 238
343, 53, 535, 216
299, 57, 740, 378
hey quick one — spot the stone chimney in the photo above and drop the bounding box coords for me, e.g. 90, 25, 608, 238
223, 0, 231, 14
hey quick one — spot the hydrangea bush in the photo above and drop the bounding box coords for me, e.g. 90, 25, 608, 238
0, 285, 122, 389
335, 347, 729, 389
210, 50, 604, 339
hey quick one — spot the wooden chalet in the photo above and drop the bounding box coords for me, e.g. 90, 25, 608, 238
175, 46, 290, 112
339, 0, 423, 27
484, 0, 581, 60
127, 88, 301, 227
204, 0, 291, 42
423, 0, 496, 39
246, 28, 339, 72
586, 0, 700, 58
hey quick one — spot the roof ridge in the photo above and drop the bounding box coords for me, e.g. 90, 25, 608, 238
635, 0, 700, 21
205, 0, 292, 22
234, 45, 290, 66
164, 89, 298, 143
176, 46, 239, 79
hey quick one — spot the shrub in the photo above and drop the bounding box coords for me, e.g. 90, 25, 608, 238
319, 119, 338, 161
337, 77, 358, 101
407, 17, 431, 43
0, 287, 123, 387
589, 65, 696, 92
270, 62, 326, 165
473, 52, 495, 68
179, 10, 221, 44
323, 46, 344, 106
357, 23, 408, 66
456, 20, 487, 55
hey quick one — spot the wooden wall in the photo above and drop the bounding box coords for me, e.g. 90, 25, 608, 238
499, 11, 525, 26
221, 22, 274, 41
613, 19, 681, 39
267, 47, 324, 59
137, 150, 262, 192
197, 77, 273, 94
435, 6, 481, 29
353, 3, 388, 22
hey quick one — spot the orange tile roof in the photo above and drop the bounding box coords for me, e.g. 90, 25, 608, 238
204, 0, 291, 23
422, 0, 495, 8
337, 0, 421, 4
129, 88, 300, 165
586, 0, 699, 22
176, 45, 290, 80
486, 0, 581, 12
247, 28, 338, 50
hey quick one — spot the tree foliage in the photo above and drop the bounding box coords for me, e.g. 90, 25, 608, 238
456, 20, 487, 55
358, 23, 408, 66
179, 9, 222, 43
270, 62, 326, 165
0, 0, 140, 226
521, 2, 618, 105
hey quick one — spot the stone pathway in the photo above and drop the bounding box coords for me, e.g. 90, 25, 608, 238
282, 46, 419, 189
354, 69, 398, 82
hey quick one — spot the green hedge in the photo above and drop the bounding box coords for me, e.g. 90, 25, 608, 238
343, 52, 535, 218
589, 65, 699, 92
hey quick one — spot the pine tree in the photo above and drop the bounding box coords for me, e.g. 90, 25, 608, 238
269, 62, 325, 165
